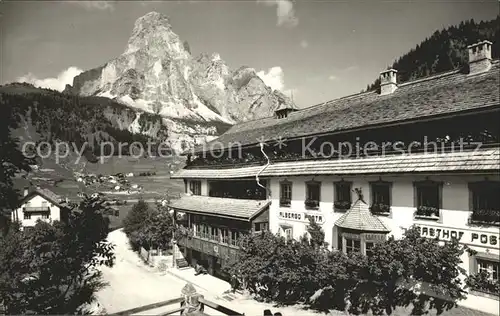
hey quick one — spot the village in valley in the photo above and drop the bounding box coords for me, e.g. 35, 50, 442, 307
1, 2, 499, 316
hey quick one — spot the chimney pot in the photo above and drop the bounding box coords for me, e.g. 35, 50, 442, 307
467, 40, 492, 74
379, 69, 398, 95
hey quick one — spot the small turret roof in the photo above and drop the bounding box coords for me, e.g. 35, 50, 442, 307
335, 199, 390, 232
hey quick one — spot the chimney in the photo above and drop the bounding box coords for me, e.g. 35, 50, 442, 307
23, 187, 29, 197
467, 40, 492, 74
379, 69, 398, 95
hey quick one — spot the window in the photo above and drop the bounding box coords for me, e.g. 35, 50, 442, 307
305, 181, 321, 210
189, 180, 201, 195
254, 222, 268, 232
284, 228, 293, 240
478, 259, 499, 281
280, 181, 292, 207
365, 242, 375, 256
345, 238, 361, 254
41, 213, 49, 219
370, 181, 392, 214
334, 181, 352, 211
414, 180, 441, 218
470, 181, 500, 210
415, 181, 441, 209
24, 213, 31, 220
337, 234, 343, 251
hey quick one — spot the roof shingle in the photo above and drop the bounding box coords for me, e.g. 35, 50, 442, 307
193, 61, 500, 153
172, 148, 500, 179
169, 195, 270, 220
335, 199, 390, 232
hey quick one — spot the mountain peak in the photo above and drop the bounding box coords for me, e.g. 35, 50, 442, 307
125, 11, 184, 56
65, 12, 296, 151
136, 11, 171, 28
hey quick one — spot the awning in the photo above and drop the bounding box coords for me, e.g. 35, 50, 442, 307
169, 195, 270, 221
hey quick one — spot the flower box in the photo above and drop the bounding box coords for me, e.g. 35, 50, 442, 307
469, 209, 500, 226
305, 199, 319, 210
415, 206, 440, 221
466, 272, 500, 297
370, 203, 391, 216
280, 198, 291, 207
334, 200, 351, 212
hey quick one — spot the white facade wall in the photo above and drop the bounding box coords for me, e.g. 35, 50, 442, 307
266, 173, 499, 315
12, 195, 61, 228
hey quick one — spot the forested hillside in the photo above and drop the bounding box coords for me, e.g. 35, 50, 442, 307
0, 83, 169, 162
365, 16, 500, 91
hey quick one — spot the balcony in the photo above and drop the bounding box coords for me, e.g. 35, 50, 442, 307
23, 206, 50, 212
414, 206, 440, 221
177, 235, 239, 261
468, 209, 500, 227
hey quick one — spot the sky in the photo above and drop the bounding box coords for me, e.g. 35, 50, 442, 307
1, 0, 499, 107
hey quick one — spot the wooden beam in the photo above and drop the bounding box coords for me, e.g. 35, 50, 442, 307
198, 298, 244, 316
111, 297, 184, 315
158, 306, 185, 316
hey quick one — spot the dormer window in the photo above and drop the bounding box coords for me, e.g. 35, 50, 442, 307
274, 101, 298, 119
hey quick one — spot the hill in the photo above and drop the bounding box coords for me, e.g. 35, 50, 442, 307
365, 16, 500, 91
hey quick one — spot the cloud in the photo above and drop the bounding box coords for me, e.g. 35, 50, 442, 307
258, 0, 298, 28
17, 67, 83, 92
300, 40, 309, 48
328, 75, 337, 81
257, 66, 285, 91
257, 66, 296, 99
69, 1, 115, 11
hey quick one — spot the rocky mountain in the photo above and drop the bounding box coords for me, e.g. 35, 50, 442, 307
64, 12, 295, 152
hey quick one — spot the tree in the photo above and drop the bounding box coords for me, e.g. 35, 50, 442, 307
317, 226, 468, 315
0, 196, 115, 314
306, 216, 325, 248
230, 226, 468, 315
123, 200, 175, 251
123, 198, 150, 249
0, 94, 33, 228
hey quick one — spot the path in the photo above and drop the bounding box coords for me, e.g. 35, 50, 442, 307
96, 230, 190, 314
97, 230, 321, 315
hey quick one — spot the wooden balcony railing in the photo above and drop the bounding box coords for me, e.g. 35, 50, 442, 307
111, 283, 244, 316
23, 206, 50, 212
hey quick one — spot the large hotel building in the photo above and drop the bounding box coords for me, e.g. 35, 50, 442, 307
170, 40, 499, 314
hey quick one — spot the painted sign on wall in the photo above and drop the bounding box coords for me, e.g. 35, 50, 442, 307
279, 211, 324, 224
414, 225, 498, 248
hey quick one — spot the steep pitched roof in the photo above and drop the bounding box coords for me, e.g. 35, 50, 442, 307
20, 187, 65, 207
192, 61, 499, 154
335, 199, 390, 232
172, 148, 500, 179
169, 195, 270, 221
